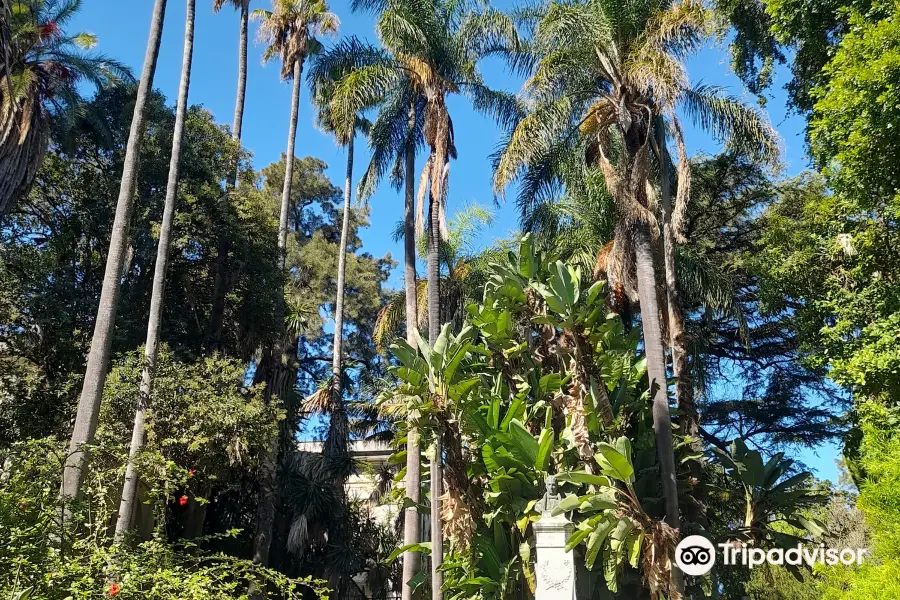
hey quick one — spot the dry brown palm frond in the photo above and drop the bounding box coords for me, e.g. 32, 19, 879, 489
398, 55, 435, 90
423, 100, 440, 147
416, 278, 429, 330
440, 488, 474, 551
642, 519, 680, 600
668, 117, 691, 242
629, 137, 652, 201
397, 55, 457, 95
579, 98, 616, 137
440, 418, 476, 551
594, 136, 660, 236
607, 223, 639, 302
624, 46, 688, 113
0, 92, 46, 217
450, 259, 470, 282
594, 134, 626, 196
415, 154, 432, 238
374, 293, 405, 350
593, 240, 615, 282
439, 159, 450, 240
301, 377, 337, 413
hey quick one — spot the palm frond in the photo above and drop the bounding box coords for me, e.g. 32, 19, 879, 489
467, 82, 523, 132
374, 291, 406, 349
676, 245, 749, 346
682, 83, 781, 166
357, 86, 420, 203
213, 0, 247, 13
349, 0, 388, 15
641, 0, 707, 58
625, 44, 688, 111
493, 95, 577, 194
308, 36, 388, 96
330, 63, 403, 137
457, 9, 520, 61
378, 6, 431, 58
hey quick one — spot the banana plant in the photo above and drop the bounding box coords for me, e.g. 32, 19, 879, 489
553, 437, 678, 599
462, 376, 559, 598
471, 235, 648, 438
710, 439, 826, 545
389, 323, 479, 413
378, 237, 656, 599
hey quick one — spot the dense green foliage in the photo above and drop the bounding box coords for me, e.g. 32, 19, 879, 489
0, 438, 329, 599
378, 237, 829, 599
711, 0, 900, 596
0, 82, 391, 597
2, 0, 900, 598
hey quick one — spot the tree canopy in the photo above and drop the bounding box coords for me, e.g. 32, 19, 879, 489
3, 0, 900, 598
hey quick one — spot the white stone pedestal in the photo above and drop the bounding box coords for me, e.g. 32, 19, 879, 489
533, 511, 576, 600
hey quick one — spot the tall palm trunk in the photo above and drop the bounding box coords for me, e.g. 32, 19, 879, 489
657, 122, 702, 534
250, 342, 296, 570
278, 59, 302, 259
427, 105, 449, 600
251, 56, 303, 572
401, 103, 421, 600
114, 0, 195, 542
232, 0, 249, 157
331, 134, 353, 404
325, 133, 353, 484
624, 127, 683, 596
60, 0, 168, 503
206, 0, 250, 352
427, 192, 443, 600
633, 231, 681, 516
633, 229, 684, 592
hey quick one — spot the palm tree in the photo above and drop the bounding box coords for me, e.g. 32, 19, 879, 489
208, 0, 252, 352
328, 3, 519, 593
710, 439, 825, 545
308, 55, 372, 499
518, 135, 756, 533
494, 0, 778, 591
253, 0, 338, 261
248, 0, 338, 571
213, 0, 251, 167
373, 204, 497, 349
59, 0, 167, 504
310, 35, 427, 596
0, 0, 129, 221
113, 0, 196, 542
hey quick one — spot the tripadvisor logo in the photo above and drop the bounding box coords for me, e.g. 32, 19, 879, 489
675, 535, 716, 576
675, 535, 869, 576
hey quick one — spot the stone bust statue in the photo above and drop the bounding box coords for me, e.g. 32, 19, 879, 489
537, 475, 561, 514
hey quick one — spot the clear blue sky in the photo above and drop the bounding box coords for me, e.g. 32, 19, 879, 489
70, 0, 837, 481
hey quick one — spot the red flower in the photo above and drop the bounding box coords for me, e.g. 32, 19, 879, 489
188, 469, 196, 477
179, 495, 189, 506
108, 583, 120, 596
39, 21, 60, 40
